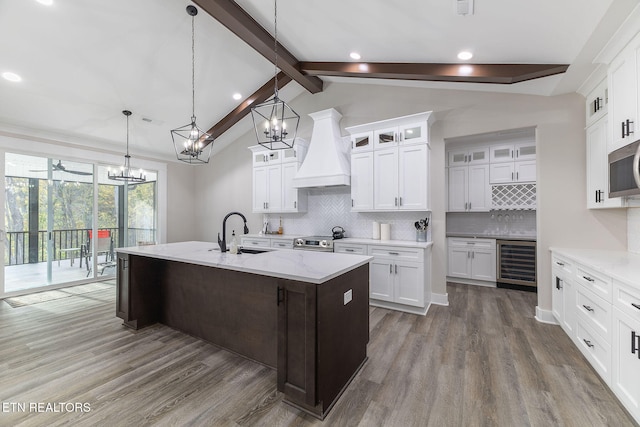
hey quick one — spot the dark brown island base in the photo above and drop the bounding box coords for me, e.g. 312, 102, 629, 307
115, 242, 372, 419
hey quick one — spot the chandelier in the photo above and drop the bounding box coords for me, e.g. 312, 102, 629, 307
108, 110, 146, 183
170, 5, 213, 164
250, 0, 299, 150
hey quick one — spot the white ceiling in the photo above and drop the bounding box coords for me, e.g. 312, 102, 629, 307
0, 0, 634, 163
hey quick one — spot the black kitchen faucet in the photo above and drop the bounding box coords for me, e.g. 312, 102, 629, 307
218, 211, 249, 252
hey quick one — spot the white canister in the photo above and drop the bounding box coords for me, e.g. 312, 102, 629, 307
372, 221, 380, 240
380, 223, 391, 241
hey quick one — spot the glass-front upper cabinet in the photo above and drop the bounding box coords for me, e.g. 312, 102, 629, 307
351, 131, 374, 152
374, 122, 428, 148
252, 149, 281, 167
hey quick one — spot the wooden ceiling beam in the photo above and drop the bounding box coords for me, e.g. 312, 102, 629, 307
192, 0, 323, 94
299, 62, 570, 84
206, 72, 292, 139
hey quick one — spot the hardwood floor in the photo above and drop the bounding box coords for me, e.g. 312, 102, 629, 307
0, 281, 636, 426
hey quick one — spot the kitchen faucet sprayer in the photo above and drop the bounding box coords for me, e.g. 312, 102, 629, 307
218, 211, 249, 252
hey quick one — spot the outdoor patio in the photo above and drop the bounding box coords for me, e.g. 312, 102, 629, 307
4, 258, 115, 294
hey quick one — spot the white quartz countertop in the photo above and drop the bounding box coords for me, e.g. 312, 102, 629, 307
336, 237, 433, 249
116, 241, 372, 285
550, 247, 640, 288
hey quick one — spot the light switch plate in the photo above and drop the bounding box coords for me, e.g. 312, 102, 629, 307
344, 289, 353, 305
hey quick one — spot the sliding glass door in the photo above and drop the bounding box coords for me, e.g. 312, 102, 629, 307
2, 152, 157, 296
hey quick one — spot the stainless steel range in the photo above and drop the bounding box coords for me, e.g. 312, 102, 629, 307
293, 236, 334, 252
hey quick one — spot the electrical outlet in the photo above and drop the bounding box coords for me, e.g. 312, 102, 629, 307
344, 289, 353, 305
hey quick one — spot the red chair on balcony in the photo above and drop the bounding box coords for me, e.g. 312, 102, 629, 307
82, 230, 115, 277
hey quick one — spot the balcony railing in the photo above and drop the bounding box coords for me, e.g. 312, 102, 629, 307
4, 228, 156, 266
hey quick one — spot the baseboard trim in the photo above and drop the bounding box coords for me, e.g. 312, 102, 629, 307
535, 306, 558, 325
369, 300, 429, 316
431, 292, 449, 306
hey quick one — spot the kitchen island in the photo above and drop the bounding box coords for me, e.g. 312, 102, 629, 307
115, 241, 372, 419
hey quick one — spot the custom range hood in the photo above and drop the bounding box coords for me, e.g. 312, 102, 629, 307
292, 108, 350, 188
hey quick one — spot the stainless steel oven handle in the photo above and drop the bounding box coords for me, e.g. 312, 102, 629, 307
633, 142, 640, 190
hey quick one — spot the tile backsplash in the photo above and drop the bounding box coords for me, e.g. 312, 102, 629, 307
264, 187, 431, 241
446, 210, 537, 236
629, 208, 640, 254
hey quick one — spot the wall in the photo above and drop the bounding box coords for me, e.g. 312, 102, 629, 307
194, 81, 628, 312
629, 208, 640, 253
165, 162, 198, 243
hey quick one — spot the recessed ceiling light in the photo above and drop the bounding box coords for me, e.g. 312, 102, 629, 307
233, 93, 242, 100
457, 51, 473, 61
350, 52, 361, 60
459, 65, 473, 75
2, 72, 22, 82
358, 63, 369, 72
36, 0, 54, 5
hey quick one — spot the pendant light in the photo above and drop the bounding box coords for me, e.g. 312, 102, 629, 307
170, 5, 213, 164
250, 0, 299, 150
108, 110, 146, 183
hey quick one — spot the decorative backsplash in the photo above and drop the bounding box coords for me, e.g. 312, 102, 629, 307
264, 187, 431, 241
446, 210, 537, 236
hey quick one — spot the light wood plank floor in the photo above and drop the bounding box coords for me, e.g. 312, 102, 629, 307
0, 282, 637, 426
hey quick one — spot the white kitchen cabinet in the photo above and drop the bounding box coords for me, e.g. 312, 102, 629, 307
249, 139, 308, 214
586, 117, 626, 209
490, 141, 536, 163
586, 78, 608, 127
252, 164, 282, 212
447, 238, 496, 283
333, 242, 368, 255
281, 162, 307, 212
490, 160, 536, 184
550, 249, 640, 424
350, 151, 374, 211
551, 254, 577, 338
447, 164, 490, 212
447, 147, 489, 166
612, 307, 640, 421
374, 144, 429, 211
373, 121, 428, 149
608, 32, 640, 152
346, 112, 433, 213
350, 131, 374, 152
368, 245, 426, 308
240, 237, 271, 249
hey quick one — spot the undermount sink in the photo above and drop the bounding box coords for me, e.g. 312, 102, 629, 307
239, 248, 269, 254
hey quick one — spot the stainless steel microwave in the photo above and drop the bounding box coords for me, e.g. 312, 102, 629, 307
609, 139, 640, 198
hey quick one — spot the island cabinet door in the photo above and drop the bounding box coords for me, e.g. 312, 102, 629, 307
277, 280, 317, 408
116, 253, 130, 321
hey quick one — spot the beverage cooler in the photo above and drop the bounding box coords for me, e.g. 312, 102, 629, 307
496, 240, 537, 289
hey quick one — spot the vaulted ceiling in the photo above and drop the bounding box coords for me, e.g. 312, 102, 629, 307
0, 0, 634, 162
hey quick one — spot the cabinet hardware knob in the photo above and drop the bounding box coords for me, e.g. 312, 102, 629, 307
632, 331, 640, 358
351, 199, 354, 207
346, 249, 354, 252
389, 264, 392, 274
395, 264, 398, 274
294, 201, 297, 209
469, 202, 472, 210
555, 277, 562, 290
389, 252, 399, 255
582, 276, 595, 282
582, 305, 594, 312
511, 172, 514, 180
627, 119, 634, 136
399, 197, 403, 206
632, 303, 640, 311
516, 172, 519, 180
583, 339, 594, 349
622, 121, 626, 139
556, 262, 564, 266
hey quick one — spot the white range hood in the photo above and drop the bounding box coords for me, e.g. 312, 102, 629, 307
292, 108, 351, 188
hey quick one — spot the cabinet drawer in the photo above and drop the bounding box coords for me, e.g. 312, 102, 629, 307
613, 280, 640, 322
240, 237, 271, 248
271, 239, 292, 249
575, 265, 612, 303
334, 243, 368, 255
576, 285, 612, 341
368, 245, 424, 261
576, 320, 612, 384
551, 254, 574, 277
447, 238, 495, 250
